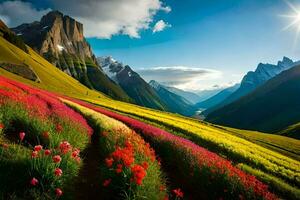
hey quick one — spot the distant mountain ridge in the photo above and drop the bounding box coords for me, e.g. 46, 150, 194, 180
12, 10, 131, 102
98, 56, 167, 110
203, 57, 300, 116
163, 86, 201, 104
149, 80, 196, 116
196, 83, 240, 109
206, 63, 300, 139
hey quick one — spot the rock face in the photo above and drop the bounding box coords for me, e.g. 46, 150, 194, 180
12, 11, 131, 102
98, 56, 167, 110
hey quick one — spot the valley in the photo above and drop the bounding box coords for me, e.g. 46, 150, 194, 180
0, 3, 300, 200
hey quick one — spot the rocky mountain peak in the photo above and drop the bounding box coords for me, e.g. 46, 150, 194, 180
12, 10, 93, 61
278, 56, 294, 68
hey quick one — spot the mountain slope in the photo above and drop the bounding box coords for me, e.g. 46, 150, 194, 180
163, 86, 201, 104
98, 56, 167, 110
203, 57, 299, 116
205, 64, 300, 138
149, 80, 195, 116
12, 11, 131, 102
196, 84, 240, 109
0, 27, 109, 101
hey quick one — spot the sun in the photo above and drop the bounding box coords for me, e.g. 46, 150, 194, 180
281, 0, 300, 45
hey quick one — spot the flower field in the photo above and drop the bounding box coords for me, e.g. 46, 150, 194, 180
0, 77, 92, 199
0, 75, 297, 200
66, 101, 168, 200
78, 97, 300, 198
67, 99, 278, 200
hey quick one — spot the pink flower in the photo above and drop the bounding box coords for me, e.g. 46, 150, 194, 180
103, 179, 111, 187
44, 149, 51, 156
31, 151, 38, 158
34, 145, 43, 152
55, 188, 63, 197
30, 177, 38, 186
173, 188, 184, 198
54, 168, 63, 177
52, 155, 62, 163
19, 132, 25, 142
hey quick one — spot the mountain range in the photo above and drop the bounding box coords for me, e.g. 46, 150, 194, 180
196, 83, 240, 110
202, 57, 300, 116
97, 56, 167, 110
206, 61, 300, 139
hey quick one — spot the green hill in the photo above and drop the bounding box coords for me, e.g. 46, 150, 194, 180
206, 64, 300, 139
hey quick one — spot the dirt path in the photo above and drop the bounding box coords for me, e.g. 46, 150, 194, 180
73, 131, 106, 200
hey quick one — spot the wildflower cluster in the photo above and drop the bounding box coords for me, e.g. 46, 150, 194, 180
104, 141, 148, 186
29, 140, 81, 198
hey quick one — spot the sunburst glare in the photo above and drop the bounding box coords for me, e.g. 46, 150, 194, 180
280, 0, 300, 46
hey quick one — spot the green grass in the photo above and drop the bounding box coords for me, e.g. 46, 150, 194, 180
0, 96, 90, 199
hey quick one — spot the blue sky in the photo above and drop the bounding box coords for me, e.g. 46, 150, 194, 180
1, 0, 300, 91
88, 0, 300, 90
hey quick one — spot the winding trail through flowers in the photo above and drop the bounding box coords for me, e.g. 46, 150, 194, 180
73, 130, 107, 200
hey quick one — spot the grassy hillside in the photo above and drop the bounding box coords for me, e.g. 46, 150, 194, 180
0, 36, 109, 101
278, 122, 300, 139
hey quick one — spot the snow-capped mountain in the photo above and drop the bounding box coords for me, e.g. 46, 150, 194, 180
97, 56, 167, 110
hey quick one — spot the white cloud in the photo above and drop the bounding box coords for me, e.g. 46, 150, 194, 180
0, 1, 51, 27
161, 6, 171, 13
136, 66, 223, 91
52, 0, 171, 38
153, 20, 171, 33
0, 0, 171, 38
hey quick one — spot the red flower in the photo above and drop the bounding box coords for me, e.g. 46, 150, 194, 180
103, 178, 112, 187
55, 188, 63, 197
0, 123, 4, 129
56, 124, 63, 132
105, 158, 114, 168
59, 141, 72, 154
54, 168, 63, 177
30, 177, 38, 186
131, 164, 147, 185
116, 164, 123, 174
71, 148, 80, 158
142, 161, 149, 170
31, 151, 38, 158
42, 131, 49, 139
44, 149, 51, 156
19, 132, 25, 142
34, 145, 43, 152
173, 188, 184, 198
163, 196, 169, 200
160, 185, 166, 191
1, 143, 9, 148
53, 155, 62, 163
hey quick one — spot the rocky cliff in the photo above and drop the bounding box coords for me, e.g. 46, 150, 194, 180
12, 11, 131, 102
